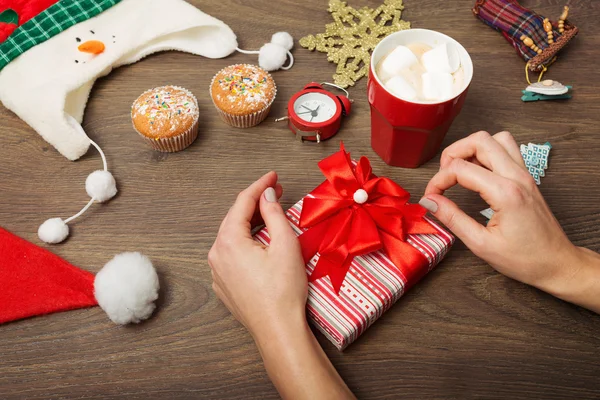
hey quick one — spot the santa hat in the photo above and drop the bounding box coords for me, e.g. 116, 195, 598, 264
0, 0, 294, 245
0, 227, 160, 325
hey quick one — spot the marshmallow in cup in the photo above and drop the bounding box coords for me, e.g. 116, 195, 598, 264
379, 45, 419, 78
421, 42, 460, 74
422, 72, 454, 101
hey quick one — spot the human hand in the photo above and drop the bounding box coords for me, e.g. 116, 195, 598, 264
419, 131, 595, 304
209, 172, 355, 399
208, 171, 308, 341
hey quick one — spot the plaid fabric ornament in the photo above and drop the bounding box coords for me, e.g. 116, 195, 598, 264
473, 0, 578, 72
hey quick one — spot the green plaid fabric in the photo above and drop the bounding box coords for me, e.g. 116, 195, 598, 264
0, 0, 121, 71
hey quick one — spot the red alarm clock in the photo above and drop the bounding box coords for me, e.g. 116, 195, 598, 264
276, 82, 352, 143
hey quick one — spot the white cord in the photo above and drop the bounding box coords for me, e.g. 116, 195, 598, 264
61, 117, 109, 224
64, 197, 96, 224
281, 51, 294, 70
89, 139, 108, 172
236, 48, 294, 70
236, 47, 259, 55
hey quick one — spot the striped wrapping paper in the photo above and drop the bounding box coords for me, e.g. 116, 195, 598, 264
254, 196, 454, 351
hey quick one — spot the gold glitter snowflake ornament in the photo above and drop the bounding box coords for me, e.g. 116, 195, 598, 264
300, 0, 410, 88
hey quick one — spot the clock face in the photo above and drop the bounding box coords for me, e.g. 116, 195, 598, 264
293, 92, 337, 124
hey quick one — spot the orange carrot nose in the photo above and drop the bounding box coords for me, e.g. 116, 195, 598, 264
78, 40, 105, 54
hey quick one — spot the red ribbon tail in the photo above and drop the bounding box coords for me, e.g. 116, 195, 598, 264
309, 254, 353, 295
298, 219, 330, 264
380, 231, 430, 289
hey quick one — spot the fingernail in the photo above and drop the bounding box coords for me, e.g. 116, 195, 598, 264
419, 198, 438, 213
264, 187, 277, 203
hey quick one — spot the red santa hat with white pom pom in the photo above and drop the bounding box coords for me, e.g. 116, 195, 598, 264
0, 227, 159, 325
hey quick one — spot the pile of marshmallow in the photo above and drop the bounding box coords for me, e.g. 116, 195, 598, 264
378, 42, 462, 102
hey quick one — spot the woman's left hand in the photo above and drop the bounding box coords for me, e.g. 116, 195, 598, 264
208, 171, 308, 341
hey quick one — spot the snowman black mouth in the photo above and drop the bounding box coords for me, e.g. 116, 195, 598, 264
74, 30, 116, 64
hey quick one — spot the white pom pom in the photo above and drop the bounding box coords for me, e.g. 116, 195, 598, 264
38, 218, 69, 244
271, 32, 294, 51
86, 170, 117, 203
259, 42, 288, 71
94, 252, 159, 325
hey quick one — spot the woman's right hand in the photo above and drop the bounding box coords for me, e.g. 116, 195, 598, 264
419, 131, 600, 312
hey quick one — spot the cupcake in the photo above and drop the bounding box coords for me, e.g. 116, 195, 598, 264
210, 64, 276, 128
131, 86, 199, 152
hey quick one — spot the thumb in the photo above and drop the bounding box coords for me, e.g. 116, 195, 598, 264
419, 194, 489, 253
260, 187, 298, 249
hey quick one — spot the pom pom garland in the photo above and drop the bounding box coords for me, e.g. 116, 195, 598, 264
38, 218, 69, 244
258, 43, 289, 72
38, 131, 117, 244
94, 252, 160, 325
86, 170, 117, 203
236, 31, 294, 71
271, 32, 294, 51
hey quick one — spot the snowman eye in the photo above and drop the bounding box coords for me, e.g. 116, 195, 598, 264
76, 37, 81, 42
90, 30, 95, 34
75, 60, 79, 63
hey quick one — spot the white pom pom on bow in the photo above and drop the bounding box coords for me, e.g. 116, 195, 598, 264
237, 32, 294, 71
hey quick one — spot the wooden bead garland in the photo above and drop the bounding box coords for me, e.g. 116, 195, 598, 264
521, 35, 542, 55
543, 18, 554, 44
558, 5, 569, 33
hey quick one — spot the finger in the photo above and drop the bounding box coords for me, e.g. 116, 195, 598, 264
223, 171, 278, 237
492, 131, 526, 169
250, 183, 283, 228
425, 158, 509, 210
219, 183, 283, 233
259, 186, 299, 251
419, 194, 488, 253
439, 131, 523, 179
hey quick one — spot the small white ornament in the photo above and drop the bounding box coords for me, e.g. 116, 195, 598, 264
94, 252, 160, 325
85, 170, 117, 203
38, 218, 69, 244
526, 80, 569, 96
353, 189, 369, 204
259, 42, 288, 71
271, 32, 294, 51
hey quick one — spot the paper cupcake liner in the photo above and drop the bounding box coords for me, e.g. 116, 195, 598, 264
132, 86, 200, 152
137, 118, 199, 152
209, 64, 277, 128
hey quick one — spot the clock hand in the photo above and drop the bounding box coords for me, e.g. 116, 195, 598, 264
310, 115, 315, 122
297, 111, 312, 115
301, 105, 314, 112
311, 105, 321, 117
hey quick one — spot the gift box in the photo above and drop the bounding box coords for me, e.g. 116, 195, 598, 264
254, 145, 454, 350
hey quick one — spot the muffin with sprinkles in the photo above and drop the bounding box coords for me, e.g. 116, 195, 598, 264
210, 64, 276, 128
131, 86, 199, 152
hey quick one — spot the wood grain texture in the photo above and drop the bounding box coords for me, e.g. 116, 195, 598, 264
1, 0, 600, 398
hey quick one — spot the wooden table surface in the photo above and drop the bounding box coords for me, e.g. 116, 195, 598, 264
1, 0, 599, 398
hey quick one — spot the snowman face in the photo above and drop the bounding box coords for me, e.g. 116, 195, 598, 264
73, 29, 117, 65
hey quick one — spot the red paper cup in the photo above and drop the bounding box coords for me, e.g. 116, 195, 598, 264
368, 29, 473, 168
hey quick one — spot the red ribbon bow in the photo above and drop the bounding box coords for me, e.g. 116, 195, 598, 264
298, 144, 439, 294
